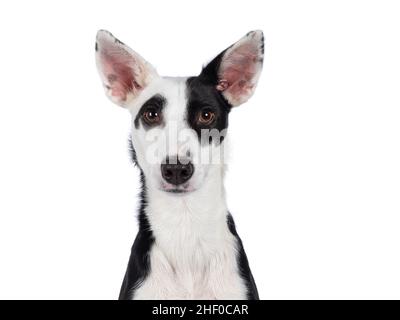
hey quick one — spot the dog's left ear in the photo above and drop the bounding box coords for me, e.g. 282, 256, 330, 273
200, 30, 264, 107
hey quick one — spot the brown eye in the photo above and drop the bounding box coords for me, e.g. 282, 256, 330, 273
143, 108, 161, 125
197, 109, 216, 125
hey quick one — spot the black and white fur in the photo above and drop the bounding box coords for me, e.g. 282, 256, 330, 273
95, 30, 264, 300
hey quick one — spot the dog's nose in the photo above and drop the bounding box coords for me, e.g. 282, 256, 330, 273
161, 158, 194, 186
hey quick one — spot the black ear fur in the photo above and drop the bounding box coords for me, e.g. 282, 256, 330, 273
199, 49, 228, 85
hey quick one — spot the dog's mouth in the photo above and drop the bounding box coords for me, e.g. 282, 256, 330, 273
165, 188, 190, 194
159, 181, 194, 195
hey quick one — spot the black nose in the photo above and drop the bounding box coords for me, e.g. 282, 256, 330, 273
161, 158, 194, 186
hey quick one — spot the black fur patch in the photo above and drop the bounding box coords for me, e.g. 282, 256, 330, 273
134, 94, 166, 129
184, 43, 234, 144
227, 214, 259, 300
186, 76, 231, 144
114, 37, 125, 46
128, 137, 138, 167
260, 33, 265, 55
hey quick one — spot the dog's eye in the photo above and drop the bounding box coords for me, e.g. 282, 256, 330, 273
143, 108, 161, 126
197, 109, 216, 126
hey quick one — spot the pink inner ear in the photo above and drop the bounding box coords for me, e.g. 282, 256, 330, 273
100, 49, 140, 101
217, 41, 260, 103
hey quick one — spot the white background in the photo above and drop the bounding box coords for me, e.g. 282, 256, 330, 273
0, 0, 399, 299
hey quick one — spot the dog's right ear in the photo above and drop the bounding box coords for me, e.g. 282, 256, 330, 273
95, 30, 158, 107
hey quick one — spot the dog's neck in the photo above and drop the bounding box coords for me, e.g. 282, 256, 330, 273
143, 164, 229, 241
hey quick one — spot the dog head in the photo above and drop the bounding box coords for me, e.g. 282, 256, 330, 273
95, 30, 264, 194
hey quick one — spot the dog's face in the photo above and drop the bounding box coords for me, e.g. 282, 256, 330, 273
95, 30, 264, 194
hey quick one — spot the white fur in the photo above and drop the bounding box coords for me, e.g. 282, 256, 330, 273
125, 77, 247, 299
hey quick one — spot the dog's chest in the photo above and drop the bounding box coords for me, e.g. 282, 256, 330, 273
133, 206, 248, 300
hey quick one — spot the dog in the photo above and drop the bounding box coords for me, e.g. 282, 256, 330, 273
95, 29, 264, 300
